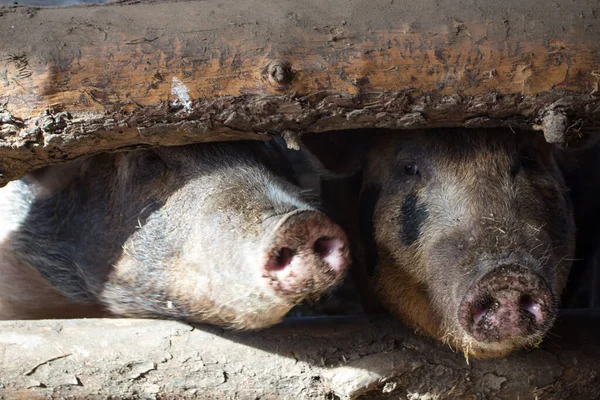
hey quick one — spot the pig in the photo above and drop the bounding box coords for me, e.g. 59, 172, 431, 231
0, 140, 349, 329
353, 127, 576, 358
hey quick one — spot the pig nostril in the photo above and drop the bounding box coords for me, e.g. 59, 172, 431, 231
268, 247, 295, 271
313, 237, 335, 257
471, 296, 496, 325
313, 236, 346, 273
472, 307, 488, 325
520, 295, 543, 323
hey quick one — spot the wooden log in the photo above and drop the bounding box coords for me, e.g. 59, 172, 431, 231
1, 0, 600, 185
0, 314, 599, 399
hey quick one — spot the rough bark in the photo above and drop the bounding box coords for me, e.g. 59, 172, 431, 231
0, 0, 599, 185
0, 314, 598, 399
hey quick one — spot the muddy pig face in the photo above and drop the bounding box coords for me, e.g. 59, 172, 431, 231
4, 142, 349, 328
360, 128, 574, 358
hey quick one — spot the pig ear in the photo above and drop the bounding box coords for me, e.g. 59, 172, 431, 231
300, 130, 371, 178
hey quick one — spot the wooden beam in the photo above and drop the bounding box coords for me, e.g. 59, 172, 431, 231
1, 0, 599, 185
0, 314, 599, 399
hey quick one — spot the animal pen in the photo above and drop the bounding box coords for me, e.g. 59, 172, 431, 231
0, 0, 600, 398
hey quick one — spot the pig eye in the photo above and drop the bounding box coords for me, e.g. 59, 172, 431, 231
403, 162, 419, 176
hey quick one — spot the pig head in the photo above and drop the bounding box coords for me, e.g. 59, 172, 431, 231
358, 128, 574, 358
0, 141, 349, 328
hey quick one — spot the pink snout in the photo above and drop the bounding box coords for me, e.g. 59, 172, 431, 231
459, 265, 556, 343
263, 211, 349, 297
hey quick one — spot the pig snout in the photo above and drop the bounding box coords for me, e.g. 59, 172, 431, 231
264, 210, 349, 297
458, 265, 555, 344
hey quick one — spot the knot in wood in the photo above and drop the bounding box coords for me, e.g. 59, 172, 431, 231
266, 61, 293, 87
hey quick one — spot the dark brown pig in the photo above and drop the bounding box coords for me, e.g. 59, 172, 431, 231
356, 128, 575, 358
0, 141, 349, 328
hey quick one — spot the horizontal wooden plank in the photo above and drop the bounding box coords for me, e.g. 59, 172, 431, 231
0, 314, 599, 399
0, 0, 599, 185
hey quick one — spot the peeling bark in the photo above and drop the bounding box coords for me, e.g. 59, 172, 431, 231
0, 314, 599, 399
0, 0, 599, 185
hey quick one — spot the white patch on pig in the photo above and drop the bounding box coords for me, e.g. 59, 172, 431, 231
0, 180, 34, 243
171, 77, 192, 112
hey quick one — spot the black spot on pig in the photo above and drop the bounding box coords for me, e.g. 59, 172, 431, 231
400, 191, 428, 246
